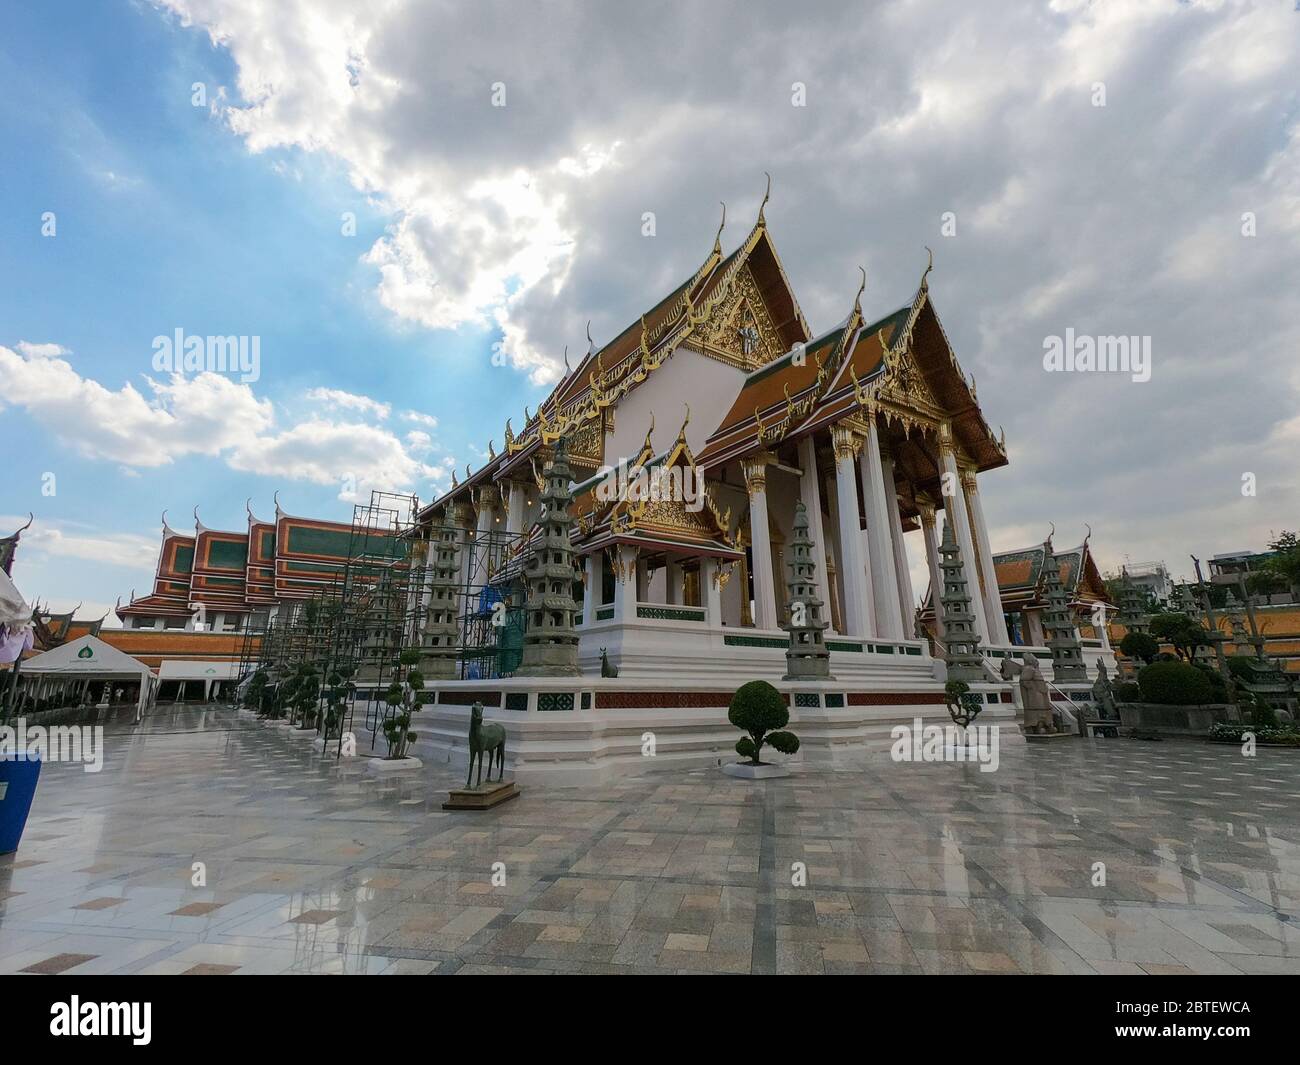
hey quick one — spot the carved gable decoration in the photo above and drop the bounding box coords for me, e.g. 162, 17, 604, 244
692, 265, 784, 370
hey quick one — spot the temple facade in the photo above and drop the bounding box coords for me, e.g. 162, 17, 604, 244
409, 197, 1118, 782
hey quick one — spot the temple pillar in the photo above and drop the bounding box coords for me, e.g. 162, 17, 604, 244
797, 435, 834, 633
1025, 608, 1046, 646
702, 558, 723, 627
962, 468, 1010, 646
666, 560, 684, 605
831, 426, 871, 637
919, 501, 945, 641
473, 484, 500, 586
582, 551, 602, 623
881, 449, 916, 635
613, 545, 637, 623
743, 454, 778, 630
938, 424, 990, 644
860, 420, 903, 640
504, 479, 526, 537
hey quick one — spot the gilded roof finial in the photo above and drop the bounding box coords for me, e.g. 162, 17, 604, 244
451, 469, 459, 488
677, 403, 691, 443
921, 246, 934, 292
853, 266, 866, 319
642, 410, 656, 455
524, 404, 532, 424
1083, 523, 1092, 548
713, 201, 726, 255
758, 172, 771, 226
586, 320, 596, 356
563, 345, 570, 375
488, 439, 496, 460
466, 463, 473, 480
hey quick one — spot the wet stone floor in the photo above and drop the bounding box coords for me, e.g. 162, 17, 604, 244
1, 707, 1298, 975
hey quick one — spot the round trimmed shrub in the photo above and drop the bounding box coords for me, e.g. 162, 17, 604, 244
1115, 681, 1141, 703
1119, 631, 1159, 665
728, 680, 795, 766
1137, 660, 1215, 706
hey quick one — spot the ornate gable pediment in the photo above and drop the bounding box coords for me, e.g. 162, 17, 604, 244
690, 264, 785, 371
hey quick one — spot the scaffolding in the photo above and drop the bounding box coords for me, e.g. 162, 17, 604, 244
233, 491, 536, 754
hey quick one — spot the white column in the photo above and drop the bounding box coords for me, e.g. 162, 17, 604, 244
860, 420, 904, 640
831, 427, 871, 637
920, 502, 945, 641
613, 545, 636, 623
666, 560, 684, 605
881, 450, 916, 636
743, 455, 778, 630
473, 484, 499, 586
702, 558, 723, 627
797, 435, 834, 633
582, 552, 601, 623
938, 425, 990, 644
505, 479, 525, 537
962, 469, 1010, 646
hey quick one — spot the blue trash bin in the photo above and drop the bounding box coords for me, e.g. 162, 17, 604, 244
0, 753, 42, 855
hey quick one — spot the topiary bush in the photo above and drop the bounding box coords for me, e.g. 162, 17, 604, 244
1119, 631, 1159, 665
1250, 692, 1279, 730
381, 648, 424, 759
1137, 660, 1215, 706
1115, 681, 1142, 703
728, 680, 799, 766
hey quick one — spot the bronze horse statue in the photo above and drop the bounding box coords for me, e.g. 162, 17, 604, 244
467, 701, 506, 787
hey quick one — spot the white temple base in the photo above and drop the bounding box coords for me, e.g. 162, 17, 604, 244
415, 669, 1023, 788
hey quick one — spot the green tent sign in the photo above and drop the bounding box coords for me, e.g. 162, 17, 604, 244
77, 646, 94, 659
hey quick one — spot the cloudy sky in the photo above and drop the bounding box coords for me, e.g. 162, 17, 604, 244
1, 0, 1297, 618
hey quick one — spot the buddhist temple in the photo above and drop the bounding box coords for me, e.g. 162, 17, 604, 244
408, 192, 1120, 781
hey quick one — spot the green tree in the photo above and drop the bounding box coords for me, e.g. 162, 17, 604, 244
1148, 611, 1209, 662
1119, 631, 1160, 665
1258, 531, 1300, 598
728, 680, 800, 766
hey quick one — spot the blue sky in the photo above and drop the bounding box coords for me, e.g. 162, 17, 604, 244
0, 3, 542, 616
3, 1, 1298, 620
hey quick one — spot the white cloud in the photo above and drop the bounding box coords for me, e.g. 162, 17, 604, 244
0, 515, 158, 571
15, 341, 69, 359
142, 0, 1300, 573
0, 342, 440, 498
401, 410, 438, 428
306, 386, 391, 419
0, 342, 273, 467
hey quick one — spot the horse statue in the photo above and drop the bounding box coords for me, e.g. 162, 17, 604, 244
467, 701, 506, 787
600, 647, 619, 678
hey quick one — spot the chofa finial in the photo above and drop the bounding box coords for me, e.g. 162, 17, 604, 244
921, 246, 934, 290
714, 201, 726, 253
853, 266, 866, 317
758, 172, 771, 225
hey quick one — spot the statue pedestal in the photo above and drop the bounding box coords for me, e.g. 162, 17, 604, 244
443, 780, 520, 810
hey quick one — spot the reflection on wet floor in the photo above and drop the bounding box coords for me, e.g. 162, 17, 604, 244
1, 707, 1297, 974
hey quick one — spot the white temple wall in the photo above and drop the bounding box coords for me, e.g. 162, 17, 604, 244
604, 346, 746, 462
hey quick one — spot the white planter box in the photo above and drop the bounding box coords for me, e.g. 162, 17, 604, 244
722, 761, 789, 780
365, 756, 423, 775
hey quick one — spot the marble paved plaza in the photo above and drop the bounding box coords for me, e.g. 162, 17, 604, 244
2, 707, 1298, 975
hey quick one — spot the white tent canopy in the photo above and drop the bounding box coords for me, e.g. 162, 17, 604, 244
19, 634, 157, 720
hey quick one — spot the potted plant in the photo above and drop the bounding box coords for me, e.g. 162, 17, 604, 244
291, 665, 321, 734
370, 649, 423, 773
318, 665, 355, 750
723, 679, 800, 779
943, 679, 984, 746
